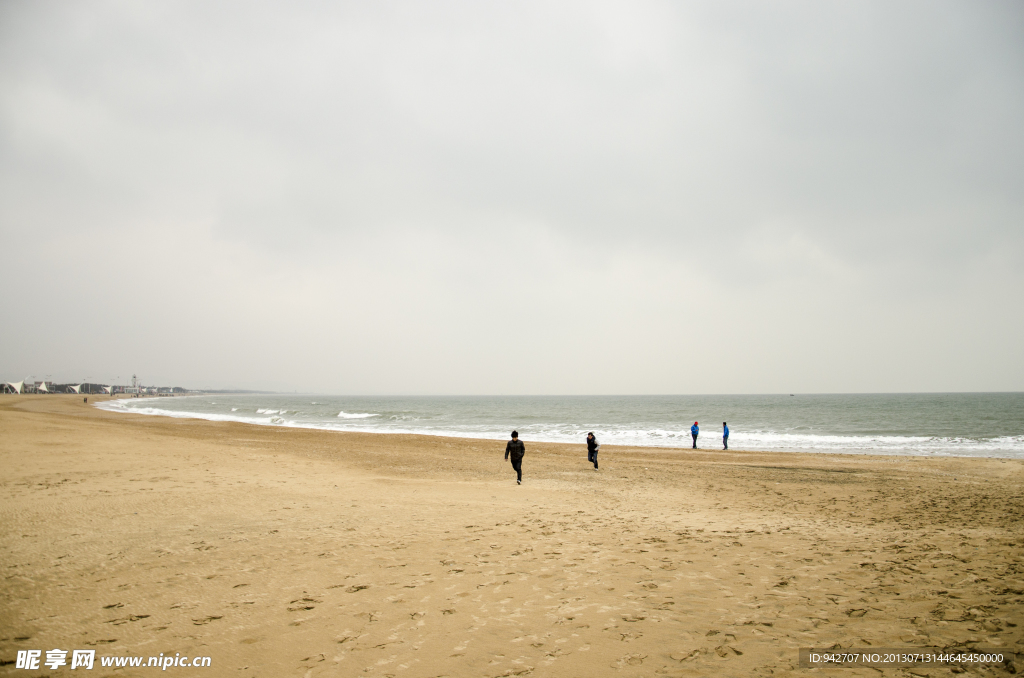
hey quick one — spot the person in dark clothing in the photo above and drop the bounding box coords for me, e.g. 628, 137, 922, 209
691, 421, 699, 449
586, 432, 600, 469
723, 422, 729, 450
504, 430, 525, 485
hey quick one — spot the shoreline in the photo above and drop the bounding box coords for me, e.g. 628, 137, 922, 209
2, 394, 1022, 677
89, 393, 1024, 460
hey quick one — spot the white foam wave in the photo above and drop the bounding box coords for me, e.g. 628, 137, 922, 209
96, 400, 286, 427
491, 426, 1024, 455
93, 399, 1024, 459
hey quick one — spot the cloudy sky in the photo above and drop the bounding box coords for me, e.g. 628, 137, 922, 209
1, 1, 1021, 394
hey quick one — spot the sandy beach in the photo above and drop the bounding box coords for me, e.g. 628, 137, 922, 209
1, 395, 1022, 677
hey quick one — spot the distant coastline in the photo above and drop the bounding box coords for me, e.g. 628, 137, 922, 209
1, 379, 278, 396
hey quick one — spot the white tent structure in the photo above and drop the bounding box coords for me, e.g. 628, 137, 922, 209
103, 386, 113, 394
37, 382, 49, 393
4, 381, 24, 394
70, 384, 81, 394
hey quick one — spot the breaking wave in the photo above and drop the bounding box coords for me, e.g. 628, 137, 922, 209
95, 394, 1024, 459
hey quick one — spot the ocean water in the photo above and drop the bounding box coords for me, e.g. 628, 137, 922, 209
96, 393, 1024, 459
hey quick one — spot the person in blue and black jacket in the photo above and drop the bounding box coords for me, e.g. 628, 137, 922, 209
586, 432, 600, 470
691, 421, 699, 449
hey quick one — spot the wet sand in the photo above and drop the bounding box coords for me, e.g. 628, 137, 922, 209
1, 394, 1022, 677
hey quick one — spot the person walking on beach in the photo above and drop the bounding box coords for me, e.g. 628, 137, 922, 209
586, 432, 600, 470
691, 421, 699, 449
723, 422, 729, 450
505, 430, 525, 485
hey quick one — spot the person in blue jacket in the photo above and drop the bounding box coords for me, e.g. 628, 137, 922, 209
586, 432, 600, 469
691, 421, 699, 449
723, 422, 729, 450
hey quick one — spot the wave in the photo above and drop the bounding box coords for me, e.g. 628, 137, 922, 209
96, 400, 286, 427
93, 399, 1024, 459
552, 427, 1024, 455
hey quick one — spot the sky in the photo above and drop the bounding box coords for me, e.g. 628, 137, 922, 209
1, 1, 1022, 394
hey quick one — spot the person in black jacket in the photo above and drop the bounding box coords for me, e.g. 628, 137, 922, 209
586, 432, 600, 469
504, 430, 525, 485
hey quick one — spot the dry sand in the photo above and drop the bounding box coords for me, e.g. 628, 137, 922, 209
1, 395, 1022, 677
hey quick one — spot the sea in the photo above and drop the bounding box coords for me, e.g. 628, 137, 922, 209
96, 393, 1024, 459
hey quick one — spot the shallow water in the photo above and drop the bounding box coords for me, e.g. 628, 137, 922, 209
97, 392, 1024, 459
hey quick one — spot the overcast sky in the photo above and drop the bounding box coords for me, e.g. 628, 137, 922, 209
1, 1, 1022, 394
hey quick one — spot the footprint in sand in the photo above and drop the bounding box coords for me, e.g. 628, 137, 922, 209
715, 645, 743, 657
612, 653, 646, 667
106, 614, 150, 625
191, 615, 223, 625
288, 597, 320, 611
